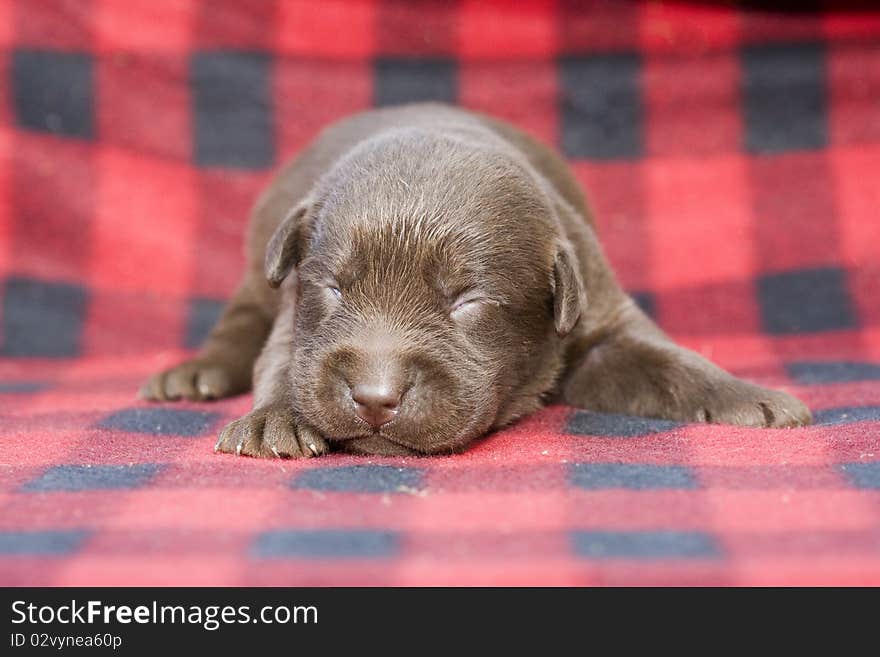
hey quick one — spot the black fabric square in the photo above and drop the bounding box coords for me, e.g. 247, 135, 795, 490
1, 276, 89, 357
191, 51, 274, 168
374, 57, 456, 106
252, 530, 399, 559
567, 411, 683, 437
559, 53, 643, 159
22, 464, 163, 492
0, 381, 47, 393
742, 42, 827, 153
12, 49, 94, 138
839, 462, 880, 489
786, 361, 880, 384
185, 297, 225, 349
291, 465, 424, 493
629, 291, 656, 319
0, 530, 90, 555
572, 531, 720, 559
814, 406, 880, 426
757, 267, 856, 334
571, 463, 697, 490
98, 408, 220, 436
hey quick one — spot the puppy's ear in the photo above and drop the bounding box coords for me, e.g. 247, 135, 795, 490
552, 242, 586, 337
265, 199, 316, 288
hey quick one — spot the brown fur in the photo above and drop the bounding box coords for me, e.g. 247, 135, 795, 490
141, 103, 811, 458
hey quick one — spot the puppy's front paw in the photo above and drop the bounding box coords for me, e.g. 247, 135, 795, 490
140, 358, 242, 402
214, 405, 329, 459
695, 381, 812, 428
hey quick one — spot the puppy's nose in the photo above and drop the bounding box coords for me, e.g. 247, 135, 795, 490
350, 383, 401, 428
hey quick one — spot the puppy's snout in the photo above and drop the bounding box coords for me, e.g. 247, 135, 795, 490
350, 381, 402, 428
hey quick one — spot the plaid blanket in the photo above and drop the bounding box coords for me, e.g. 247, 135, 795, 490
1, 0, 879, 586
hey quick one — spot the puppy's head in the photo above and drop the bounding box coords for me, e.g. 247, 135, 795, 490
265, 131, 585, 455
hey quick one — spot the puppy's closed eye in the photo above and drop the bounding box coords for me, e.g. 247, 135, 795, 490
449, 293, 499, 321
322, 282, 343, 305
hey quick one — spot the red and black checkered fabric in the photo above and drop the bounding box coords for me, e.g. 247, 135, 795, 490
1, 0, 879, 586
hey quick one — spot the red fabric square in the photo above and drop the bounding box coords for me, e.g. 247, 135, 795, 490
376, 0, 455, 56
14, 0, 94, 50
559, 0, 640, 53
276, 0, 376, 57
640, 0, 740, 54
647, 153, 753, 289
751, 152, 842, 273
194, 0, 276, 49
459, 0, 557, 59
460, 60, 558, 145
644, 52, 742, 157
572, 161, 650, 292
90, 148, 196, 294
192, 170, 267, 299
10, 135, 95, 281
275, 59, 372, 158
97, 54, 190, 161
828, 43, 880, 146
95, 0, 194, 53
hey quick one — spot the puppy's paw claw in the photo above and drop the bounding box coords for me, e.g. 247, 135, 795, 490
696, 384, 811, 428
214, 405, 329, 459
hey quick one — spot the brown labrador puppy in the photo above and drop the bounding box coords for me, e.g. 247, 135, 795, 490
141, 103, 811, 457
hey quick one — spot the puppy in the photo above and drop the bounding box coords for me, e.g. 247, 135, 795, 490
141, 103, 811, 457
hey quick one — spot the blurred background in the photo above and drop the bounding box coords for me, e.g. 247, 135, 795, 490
2, 0, 877, 366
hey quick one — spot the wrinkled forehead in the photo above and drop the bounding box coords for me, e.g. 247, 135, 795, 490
314, 217, 501, 294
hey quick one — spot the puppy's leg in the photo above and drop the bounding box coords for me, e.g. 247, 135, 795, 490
214, 294, 328, 459
561, 302, 812, 428
140, 280, 273, 402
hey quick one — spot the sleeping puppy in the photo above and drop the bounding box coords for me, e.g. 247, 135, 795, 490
141, 103, 811, 457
